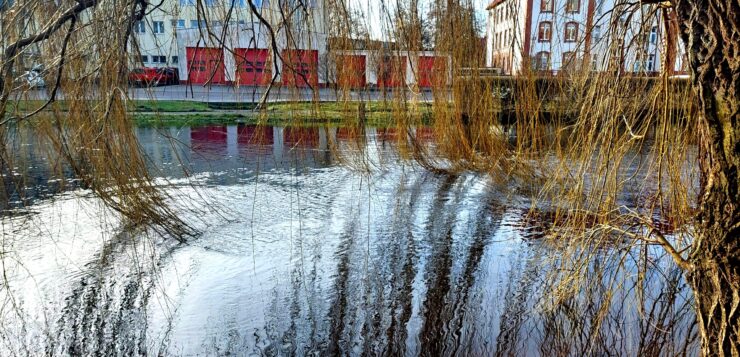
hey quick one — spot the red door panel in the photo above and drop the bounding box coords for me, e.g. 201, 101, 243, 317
234, 49, 271, 86
378, 56, 406, 88
186, 47, 225, 84
282, 50, 319, 88
337, 55, 366, 88
418, 56, 446, 88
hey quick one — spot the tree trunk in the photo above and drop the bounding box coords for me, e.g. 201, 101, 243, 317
674, 1, 740, 355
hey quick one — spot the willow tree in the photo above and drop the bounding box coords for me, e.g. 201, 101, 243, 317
0, 0, 737, 354
673, 1, 739, 354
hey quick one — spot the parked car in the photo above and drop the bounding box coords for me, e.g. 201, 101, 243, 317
157, 67, 180, 85
129, 67, 179, 87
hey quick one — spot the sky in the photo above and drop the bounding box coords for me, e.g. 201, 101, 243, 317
347, 0, 489, 40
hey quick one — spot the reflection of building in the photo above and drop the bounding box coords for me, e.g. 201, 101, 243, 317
485, 0, 688, 75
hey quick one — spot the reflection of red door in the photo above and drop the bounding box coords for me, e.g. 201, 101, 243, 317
418, 56, 446, 88
234, 49, 271, 86
186, 47, 225, 84
378, 56, 406, 88
282, 50, 319, 88
237, 125, 274, 145
284, 127, 319, 147
190, 126, 228, 151
337, 55, 366, 88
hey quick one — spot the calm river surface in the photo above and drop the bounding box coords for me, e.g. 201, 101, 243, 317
1, 124, 697, 356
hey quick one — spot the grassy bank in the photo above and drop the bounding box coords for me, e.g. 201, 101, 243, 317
133, 101, 434, 127
8, 99, 434, 127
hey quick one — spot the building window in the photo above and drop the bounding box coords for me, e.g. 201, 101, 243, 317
172, 56, 179, 64
171, 19, 185, 29
540, 0, 553, 12
190, 20, 207, 29
133, 21, 145, 34
647, 54, 655, 71
650, 26, 658, 44
565, 22, 578, 42
152, 21, 165, 34
151, 55, 167, 64
141, 55, 149, 63
633, 60, 643, 72
534, 51, 550, 70
562, 51, 576, 69
204, 0, 215, 6
179, 0, 195, 5
566, 0, 579, 13
538, 22, 552, 42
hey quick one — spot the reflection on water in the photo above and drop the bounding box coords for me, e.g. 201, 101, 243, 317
1, 125, 697, 356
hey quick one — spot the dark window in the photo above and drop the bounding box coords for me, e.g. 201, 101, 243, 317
141, 55, 149, 63
540, 0, 553, 12
562, 51, 576, 70
538, 22, 552, 42
566, 0, 579, 13
134, 21, 145, 34
533, 51, 550, 70
565, 22, 578, 42
172, 56, 179, 64
153, 21, 165, 34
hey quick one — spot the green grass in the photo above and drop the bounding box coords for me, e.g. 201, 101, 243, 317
133, 109, 431, 128
7, 99, 435, 127
131, 100, 213, 112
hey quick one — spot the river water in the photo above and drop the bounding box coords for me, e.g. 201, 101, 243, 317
1, 125, 698, 356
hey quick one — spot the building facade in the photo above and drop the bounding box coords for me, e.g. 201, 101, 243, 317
129, 0, 450, 88
130, 0, 329, 86
485, 0, 687, 75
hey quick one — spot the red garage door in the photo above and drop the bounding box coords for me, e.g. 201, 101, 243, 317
186, 47, 225, 84
282, 50, 319, 88
234, 49, 271, 86
418, 56, 447, 88
337, 55, 366, 88
378, 56, 406, 88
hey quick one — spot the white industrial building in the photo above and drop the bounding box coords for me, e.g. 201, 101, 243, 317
128, 0, 450, 89
130, 0, 328, 87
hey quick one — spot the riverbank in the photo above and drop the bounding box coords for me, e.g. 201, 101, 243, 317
9, 100, 435, 127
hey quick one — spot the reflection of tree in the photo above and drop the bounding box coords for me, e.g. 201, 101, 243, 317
494, 236, 699, 355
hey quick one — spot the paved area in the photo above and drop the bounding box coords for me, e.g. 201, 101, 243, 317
128, 84, 438, 103
17, 84, 444, 104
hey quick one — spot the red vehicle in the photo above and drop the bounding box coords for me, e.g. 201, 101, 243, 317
129, 67, 179, 86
